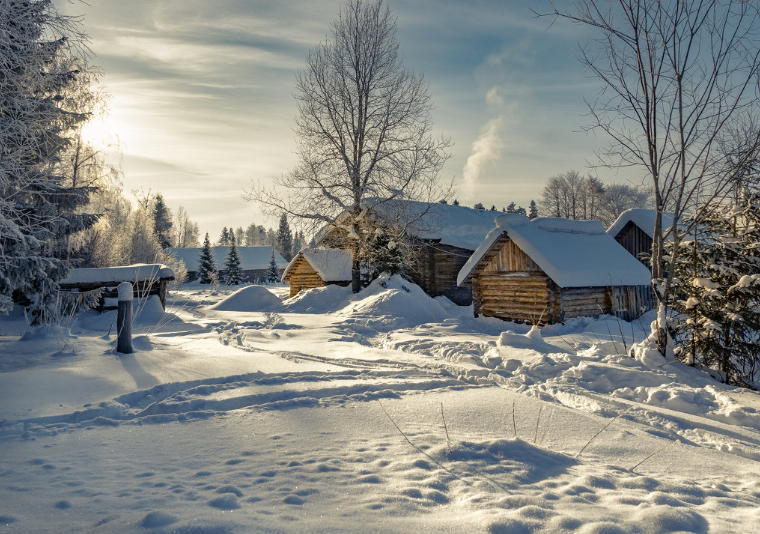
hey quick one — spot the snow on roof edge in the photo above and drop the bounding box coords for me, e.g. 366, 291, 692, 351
61, 264, 175, 285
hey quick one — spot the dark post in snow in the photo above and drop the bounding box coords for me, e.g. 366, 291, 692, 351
116, 282, 133, 354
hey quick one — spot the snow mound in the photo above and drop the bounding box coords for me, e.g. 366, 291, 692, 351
282, 284, 353, 313
498, 326, 570, 354
338, 274, 450, 329
209, 285, 282, 312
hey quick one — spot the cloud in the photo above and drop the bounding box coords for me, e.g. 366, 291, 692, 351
461, 116, 505, 198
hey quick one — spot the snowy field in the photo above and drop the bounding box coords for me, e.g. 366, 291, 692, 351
1, 275, 759, 533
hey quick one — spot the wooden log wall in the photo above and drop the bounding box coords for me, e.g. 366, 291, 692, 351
614, 221, 653, 267
474, 272, 558, 324
285, 257, 328, 297
560, 287, 611, 319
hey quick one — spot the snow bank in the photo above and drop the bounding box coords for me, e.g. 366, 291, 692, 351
338, 274, 450, 330
209, 285, 282, 312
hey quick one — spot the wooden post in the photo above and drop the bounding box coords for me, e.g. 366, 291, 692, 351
116, 282, 133, 354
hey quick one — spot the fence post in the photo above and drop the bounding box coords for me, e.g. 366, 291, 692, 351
116, 282, 133, 354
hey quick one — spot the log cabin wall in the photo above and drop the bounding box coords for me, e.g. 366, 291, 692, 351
614, 221, 653, 267
472, 234, 561, 324
428, 243, 474, 305
560, 287, 611, 319
285, 257, 328, 297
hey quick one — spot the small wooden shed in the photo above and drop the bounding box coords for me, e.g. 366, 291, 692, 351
458, 214, 653, 324
607, 209, 676, 267
282, 248, 353, 297
59, 264, 175, 311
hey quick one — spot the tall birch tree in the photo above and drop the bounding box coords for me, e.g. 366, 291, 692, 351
247, 0, 451, 292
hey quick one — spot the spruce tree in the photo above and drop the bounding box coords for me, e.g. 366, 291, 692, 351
224, 234, 242, 285
198, 233, 217, 284
529, 200, 539, 219
669, 190, 760, 385
276, 214, 293, 261
266, 247, 280, 283
219, 227, 230, 246
506, 202, 517, 213
0, 0, 99, 316
152, 193, 173, 249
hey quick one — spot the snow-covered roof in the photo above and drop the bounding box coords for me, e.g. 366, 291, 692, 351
282, 248, 353, 282
61, 264, 175, 285
606, 209, 676, 240
166, 246, 287, 271
458, 214, 652, 288
318, 200, 500, 252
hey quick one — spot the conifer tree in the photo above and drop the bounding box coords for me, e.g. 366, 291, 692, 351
0, 0, 100, 316
198, 233, 217, 284
219, 227, 230, 246
669, 190, 760, 385
224, 234, 242, 285
276, 214, 293, 261
266, 247, 280, 283
529, 200, 538, 220
506, 202, 517, 214
152, 193, 173, 249
291, 230, 304, 260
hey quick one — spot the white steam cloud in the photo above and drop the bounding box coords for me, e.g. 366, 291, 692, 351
462, 115, 504, 197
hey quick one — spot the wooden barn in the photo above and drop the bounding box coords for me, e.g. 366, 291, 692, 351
458, 214, 653, 324
316, 201, 498, 305
167, 246, 287, 282
282, 248, 353, 297
59, 264, 175, 311
607, 209, 676, 267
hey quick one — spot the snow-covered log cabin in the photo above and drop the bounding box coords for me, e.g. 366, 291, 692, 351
458, 214, 653, 324
59, 264, 175, 311
166, 246, 287, 282
316, 201, 498, 305
606, 208, 676, 268
281, 248, 353, 297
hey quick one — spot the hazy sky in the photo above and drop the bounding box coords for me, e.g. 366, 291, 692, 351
58, 0, 639, 238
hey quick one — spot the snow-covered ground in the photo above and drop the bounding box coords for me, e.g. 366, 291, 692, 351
1, 275, 759, 533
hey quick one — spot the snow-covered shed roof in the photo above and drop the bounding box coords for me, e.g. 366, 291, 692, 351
61, 264, 175, 285
607, 209, 676, 240
317, 200, 499, 252
282, 248, 353, 282
166, 246, 287, 271
458, 214, 652, 288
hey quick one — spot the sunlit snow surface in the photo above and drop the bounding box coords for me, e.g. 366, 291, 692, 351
1, 275, 759, 533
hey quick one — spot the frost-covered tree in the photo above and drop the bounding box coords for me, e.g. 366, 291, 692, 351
172, 206, 200, 248
247, 0, 451, 292
224, 234, 242, 285
152, 193, 173, 249
291, 230, 304, 259
528, 200, 538, 220
0, 0, 100, 316
669, 191, 760, 386
276, 214, 293, 261
197, 233, 216, 284
219, 227, 231, 246
266, 247, 279, 284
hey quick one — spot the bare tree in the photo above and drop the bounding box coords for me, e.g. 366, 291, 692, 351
544, 0, 760, 354
172, 206, 200, 248
247, 0, 451, 292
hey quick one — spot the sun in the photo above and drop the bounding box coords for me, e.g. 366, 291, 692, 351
79, 113, 119, 149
